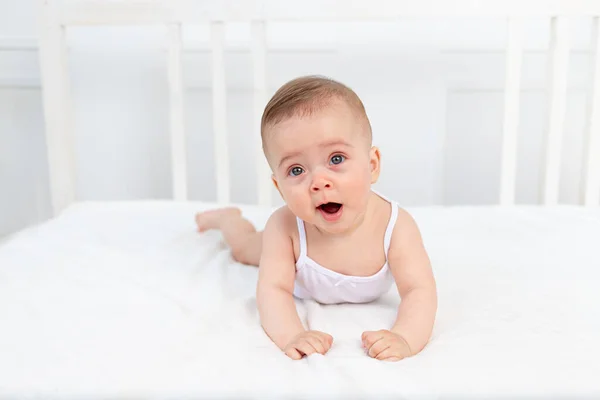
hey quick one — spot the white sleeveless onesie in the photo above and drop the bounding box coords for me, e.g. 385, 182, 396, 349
293, 192, 399, 304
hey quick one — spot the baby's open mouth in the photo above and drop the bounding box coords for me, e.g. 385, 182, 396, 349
318, 202, 342, 214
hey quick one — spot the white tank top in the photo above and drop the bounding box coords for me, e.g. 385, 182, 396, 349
293, 192, 399, 304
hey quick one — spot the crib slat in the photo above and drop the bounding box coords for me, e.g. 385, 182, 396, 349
582, 17, 600, 206
500, 17, 524, 206
167, 23, 187, 201
211, 21, 230, 204
252, 21, 271, 207
542, 17, 570, 206
39, 0, 76, 215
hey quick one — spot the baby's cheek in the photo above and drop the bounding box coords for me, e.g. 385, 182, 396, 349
348, 169, 372, 192
285, 186, 311, 214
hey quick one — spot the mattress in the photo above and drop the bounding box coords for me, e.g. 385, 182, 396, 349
0, 201, 599, 399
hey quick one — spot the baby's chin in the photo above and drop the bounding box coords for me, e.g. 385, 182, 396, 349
312, 214, 360, 236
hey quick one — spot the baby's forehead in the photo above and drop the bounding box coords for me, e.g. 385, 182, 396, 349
264, 115, 368, 165
269, 115, 359, 144
267, 102, 366, 139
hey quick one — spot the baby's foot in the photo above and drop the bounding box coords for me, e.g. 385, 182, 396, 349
195, 207, 241, 232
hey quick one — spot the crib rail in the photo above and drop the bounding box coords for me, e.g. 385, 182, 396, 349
584, 19, 600, 207
167, 23, 187, 201
38, 0, 600, 214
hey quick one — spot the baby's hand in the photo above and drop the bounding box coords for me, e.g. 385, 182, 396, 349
283, 330, 334, 360
362, 330, 412, 362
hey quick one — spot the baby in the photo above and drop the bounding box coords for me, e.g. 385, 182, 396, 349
196, 76, 437, 362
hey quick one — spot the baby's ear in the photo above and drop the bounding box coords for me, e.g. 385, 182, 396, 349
271, 174, 283, 198
369, 146, 381, 183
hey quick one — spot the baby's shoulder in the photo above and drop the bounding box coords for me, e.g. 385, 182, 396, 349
394, 206, 417, 228
263, 206, 301, 259
388, 206, 425, 252
264, 205, 298, 237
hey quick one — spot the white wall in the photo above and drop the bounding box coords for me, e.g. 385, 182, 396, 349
0, 1, 595, 236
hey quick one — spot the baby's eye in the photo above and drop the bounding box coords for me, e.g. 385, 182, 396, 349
289, 166, 304, 176
330, 155, 345, 165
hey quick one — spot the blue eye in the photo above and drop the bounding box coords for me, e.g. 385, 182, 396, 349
289, 166, 304, 176
330, 155, 345, 165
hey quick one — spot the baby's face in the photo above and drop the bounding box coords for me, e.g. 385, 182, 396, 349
266, 101, 380, 235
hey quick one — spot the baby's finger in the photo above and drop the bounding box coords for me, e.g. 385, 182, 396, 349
363, 333, 385, 351
305, 335, 326, 354
284, 347, 303, 360
362, 331, 384, 348
318, 332, 334, 346
313, 332, 333, 350
295, 340, 317, 357
375, 346, 403, 361
361, 331, 374, 343
368, 338, 390, 358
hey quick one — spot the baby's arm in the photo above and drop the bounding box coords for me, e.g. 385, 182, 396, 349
256, 208, 333, 359
363, 208, 437, 360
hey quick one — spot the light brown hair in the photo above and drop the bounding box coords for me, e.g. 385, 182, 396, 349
260, 75, 372, 152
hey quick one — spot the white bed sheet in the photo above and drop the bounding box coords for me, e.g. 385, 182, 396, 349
0, 201, 599, 399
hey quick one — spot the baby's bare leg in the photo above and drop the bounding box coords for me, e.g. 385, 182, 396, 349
195, 208, 262, 266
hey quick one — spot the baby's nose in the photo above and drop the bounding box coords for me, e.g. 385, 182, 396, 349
311, 175, 332, 192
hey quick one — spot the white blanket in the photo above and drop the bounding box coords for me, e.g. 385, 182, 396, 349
1, 201, 599, 398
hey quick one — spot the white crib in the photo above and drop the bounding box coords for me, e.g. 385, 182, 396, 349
0, 0, 599, 398
39, 0, 600, 213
